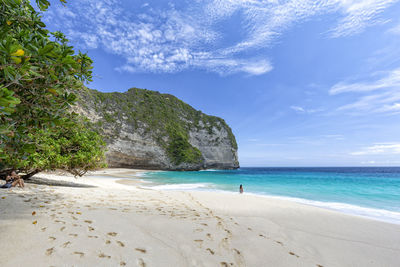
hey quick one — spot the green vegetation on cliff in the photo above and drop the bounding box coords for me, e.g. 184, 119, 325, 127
78, 87, 238, 166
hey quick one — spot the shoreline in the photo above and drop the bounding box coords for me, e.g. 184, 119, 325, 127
1, 168, 399, 266
136, 171, 400, 226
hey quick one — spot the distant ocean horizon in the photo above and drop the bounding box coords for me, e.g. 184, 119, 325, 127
137, 167, 400, 224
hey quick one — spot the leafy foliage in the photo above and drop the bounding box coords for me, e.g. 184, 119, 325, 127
3, 115, 106, 176
166, 124, 202, 165
0, 0, 106, 176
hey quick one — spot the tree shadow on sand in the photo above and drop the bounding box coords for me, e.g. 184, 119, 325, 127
25, 177, 96, 188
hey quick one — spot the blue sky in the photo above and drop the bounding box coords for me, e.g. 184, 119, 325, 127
42, 0, 400, 167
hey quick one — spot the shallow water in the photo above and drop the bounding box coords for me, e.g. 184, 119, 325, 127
139, 167, 400, 224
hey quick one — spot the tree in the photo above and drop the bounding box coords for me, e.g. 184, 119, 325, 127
0, 0, 106, 177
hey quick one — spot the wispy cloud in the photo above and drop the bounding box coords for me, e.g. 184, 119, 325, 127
387, 22, 400, 34
329, 0, 397, 37
351, 143, 400, 155
330, 67, 400, 114
329, 68, 400, 95
290, 105, 323, 114
44, 0, 398, 75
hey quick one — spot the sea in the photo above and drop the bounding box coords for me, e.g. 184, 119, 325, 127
138, 167, 400, 224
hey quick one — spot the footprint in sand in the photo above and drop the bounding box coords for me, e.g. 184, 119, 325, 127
73, 251, 84, 258
69, 234, 78, 237
275, 240, 283, 246
206, 233, 213, 241
194, 239, 203, 248
84, 220, 92, 224
105, 240, 111, 244
206, 248, 215, 255
98, 252, 111, 259
232, 248, 245, 266
259, 234, 266, 238
88, 235, 98, 238
219, 237, 229, 250
46, 247, 55, 256
289, 252, 300, 258
88, 226, 95, 231
135, 248, 146, 254
120, 261, 126, 266
194, 228, 204, 233
61, 241, 71, 248
116, 241, 125, 247
220, 262, 229, 267
224, 229, 232, 237
107, 232, 117, 237
48, 236, 56, 241
41, 227, 47, 232
137, 258, 146, 267
60, 226, 66, 231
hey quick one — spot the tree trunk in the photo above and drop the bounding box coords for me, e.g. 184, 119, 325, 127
0, 169, 13, 180
22, 169, 41, 180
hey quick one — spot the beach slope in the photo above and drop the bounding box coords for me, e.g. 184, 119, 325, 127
0, 169, 399, 267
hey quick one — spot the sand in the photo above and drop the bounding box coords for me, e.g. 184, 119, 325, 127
0, 168, 399, 267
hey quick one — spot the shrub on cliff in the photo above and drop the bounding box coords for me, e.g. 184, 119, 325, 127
0, 0, 106, 177
166, 125, 202, 165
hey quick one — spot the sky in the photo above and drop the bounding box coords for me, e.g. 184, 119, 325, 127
41, 0, 400, 167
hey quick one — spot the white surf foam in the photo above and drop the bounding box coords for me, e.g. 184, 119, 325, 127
244, 193, 400, 225
145, 183, 212, 190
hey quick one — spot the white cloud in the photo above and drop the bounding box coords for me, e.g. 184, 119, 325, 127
44, 0, 399, 75
290, 106, 306, 113
330, 68, 400, 95
387, 22, 400, 34
351, 143, 400, 155
330, 0, 397, 37
330, 67, 400, 114
290, 105, 323, 114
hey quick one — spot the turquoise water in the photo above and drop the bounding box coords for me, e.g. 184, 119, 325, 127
140, 167, 400, 224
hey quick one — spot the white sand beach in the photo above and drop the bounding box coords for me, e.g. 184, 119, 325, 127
1, 169, 399, 267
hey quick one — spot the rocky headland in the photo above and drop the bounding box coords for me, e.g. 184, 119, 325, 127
75, 88, 239, 170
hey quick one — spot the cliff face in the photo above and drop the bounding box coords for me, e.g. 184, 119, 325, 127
75, 88, 239, 170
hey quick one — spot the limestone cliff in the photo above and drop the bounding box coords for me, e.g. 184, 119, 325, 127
75, 87, 239, 170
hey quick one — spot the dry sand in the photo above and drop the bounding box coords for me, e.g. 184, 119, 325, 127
0, 168, 399, 267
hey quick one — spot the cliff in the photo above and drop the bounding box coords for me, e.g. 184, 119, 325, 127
74, 87, 239, 170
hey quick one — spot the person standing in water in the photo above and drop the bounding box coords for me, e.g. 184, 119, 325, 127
239, 184, 243, 194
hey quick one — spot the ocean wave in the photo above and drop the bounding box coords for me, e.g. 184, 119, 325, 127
145, 183, 212, 190
245, 193, 400, 225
